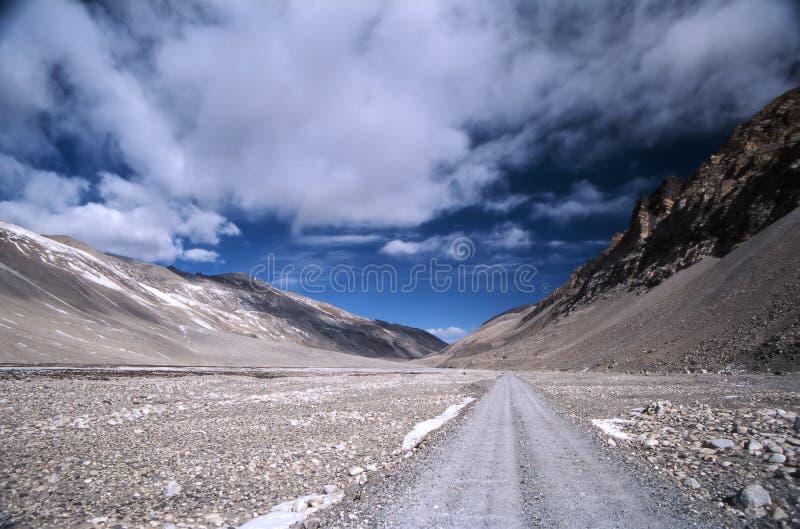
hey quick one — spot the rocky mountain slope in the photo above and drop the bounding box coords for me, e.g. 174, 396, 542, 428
442, 86, 800, 372
0, 222, 445, 365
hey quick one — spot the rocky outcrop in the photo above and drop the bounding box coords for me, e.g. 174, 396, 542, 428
530, 86, 800, 321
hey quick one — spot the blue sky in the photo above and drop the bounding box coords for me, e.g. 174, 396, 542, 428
1, 0, 799, 341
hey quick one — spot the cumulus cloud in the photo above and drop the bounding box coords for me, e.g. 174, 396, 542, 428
426, 326, 468, 343
181, 248, 221, 263
0, 0, 798, 260
484, 222, 532, 250
530, 178, 657, 224
0, 156, 238, 262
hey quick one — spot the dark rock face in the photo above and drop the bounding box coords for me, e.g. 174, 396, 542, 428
532, 86, 800, 319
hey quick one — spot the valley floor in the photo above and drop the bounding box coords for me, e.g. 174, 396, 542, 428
0, 368, 797, 528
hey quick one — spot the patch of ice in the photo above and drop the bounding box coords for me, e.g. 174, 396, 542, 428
238, 491, 344, 529
402, 397, 475, 451
591, 418, 635, 441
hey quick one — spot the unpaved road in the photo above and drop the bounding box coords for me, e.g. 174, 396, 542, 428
377, 373, 691, 528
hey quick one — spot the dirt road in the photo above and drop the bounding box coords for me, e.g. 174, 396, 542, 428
377, 373, 692, 528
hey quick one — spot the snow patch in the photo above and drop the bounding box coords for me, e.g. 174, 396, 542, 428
140, 284, 188, 308
43, 303, 69, 315
402, 397, 475, 451
67, 263, 123, 292
238, 491, 344, 529
591, 418, 635, 441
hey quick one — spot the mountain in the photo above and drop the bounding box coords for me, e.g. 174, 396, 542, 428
0, 223, 445, 366
441, 86, 800, 373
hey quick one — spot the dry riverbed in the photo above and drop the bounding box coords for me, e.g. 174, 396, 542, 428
0, 368, 489, 529
521, 371, 800, 529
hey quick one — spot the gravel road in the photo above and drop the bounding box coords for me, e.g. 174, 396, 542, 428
377, 373, 692, 528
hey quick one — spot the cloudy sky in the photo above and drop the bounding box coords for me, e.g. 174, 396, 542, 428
1, 0, 799, 341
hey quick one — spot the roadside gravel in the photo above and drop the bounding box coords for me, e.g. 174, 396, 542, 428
0, 368, 488, 529
521, 371, 800, 528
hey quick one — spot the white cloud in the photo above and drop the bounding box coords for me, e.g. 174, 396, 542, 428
180, 248, 221, 263
0, 0, 797, 260
426, 326, 468, 343
0, 157, 238, 262
484, 222, 532, 250
380, 238, 443, 257
381, 222, 532, 258
530, 178, 657, 224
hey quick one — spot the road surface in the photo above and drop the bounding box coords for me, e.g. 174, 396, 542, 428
377, 373, 691, 528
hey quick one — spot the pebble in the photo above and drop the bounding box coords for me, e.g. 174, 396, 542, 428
734, 483, 771, 509
772, 507, 788, 520
705, 438, 734, 449
767, 453, 786, 464
683, 477, 701, 490
165, 481, 182, 497
204, 513, 225, 526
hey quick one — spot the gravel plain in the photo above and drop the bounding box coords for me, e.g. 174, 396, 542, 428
0, 367, 489, 529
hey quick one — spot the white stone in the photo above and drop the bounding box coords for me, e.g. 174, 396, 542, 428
165, 480, 182, 497
747, 440, 763, 451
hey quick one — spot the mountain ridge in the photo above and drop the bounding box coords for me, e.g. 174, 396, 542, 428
0, 221, 445, 366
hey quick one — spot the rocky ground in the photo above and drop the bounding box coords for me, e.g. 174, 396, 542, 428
520, 371, 800, 528
0, 368, 489, 529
